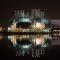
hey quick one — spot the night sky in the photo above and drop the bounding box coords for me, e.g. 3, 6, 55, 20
0, 0, 60, 25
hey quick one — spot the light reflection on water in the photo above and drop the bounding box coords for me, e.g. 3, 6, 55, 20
7, 34, 51, 45
0, 34, 60, 46
0, 34, 59, 57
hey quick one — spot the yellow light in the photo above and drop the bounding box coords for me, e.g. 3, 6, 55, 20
36, 22, 45, 29
11, 35, 17, 44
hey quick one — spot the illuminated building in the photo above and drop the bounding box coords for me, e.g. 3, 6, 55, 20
31, 21, 45, 32
9, 9, 50, 33
7, 9, 51, 57
51, 20, 60, 39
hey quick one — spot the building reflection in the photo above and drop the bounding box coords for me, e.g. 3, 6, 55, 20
7, 34, 51, 57
7, 34, 51, 46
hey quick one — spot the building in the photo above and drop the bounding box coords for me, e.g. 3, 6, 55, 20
8, 9, 50, 33
7, 9, 52, 57
51, 20, 60, 45
7, 9, 52, 47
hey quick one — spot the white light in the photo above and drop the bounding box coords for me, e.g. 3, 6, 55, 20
22, 45, 29, 48
44, 45, 47, 47
23, 19, 29, 22
20, 18, 31, 22
8, 27, 11, 31
8, 36, 11, 39
36, 23, 41, 28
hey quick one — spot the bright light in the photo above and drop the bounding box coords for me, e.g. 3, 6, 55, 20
19, 18, 31, 22
22, 45, 29, 48
8, 36, 11, 39
36, 22, 45, 29
36, 23, 41, 28
36, 38, 41, 45
22, 18, 29, 22
35, 35, 45, 45
8, 27, 11, 31
36, 37, 44, 45
43, 44, 47, 47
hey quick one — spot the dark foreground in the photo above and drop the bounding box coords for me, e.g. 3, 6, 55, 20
0, 40, 60, 59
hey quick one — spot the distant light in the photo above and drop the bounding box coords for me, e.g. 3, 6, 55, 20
19, 18, 31, 23
41, 19, 49, 24
36, 37, 43, 45
36, 22, 45, 29
22, 45, 29, 48
8, 27, 11, 31
43, 45, 47, 47
36, 23, 41, 28
8, 36, 11, 39
43, 29, 49, 32
44, 35, 49, 39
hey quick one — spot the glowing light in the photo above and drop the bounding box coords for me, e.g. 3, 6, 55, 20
8, 36, 11, 39
22, 45, 29, 48
19, 18, 31, 23
36, 22, 45, 29
8, 27, 11, 31
36, 37, 44, 45
43, 44, 47, 47
43, 29, 49, 32
36, 23, 41, 28
10, 35, 16, 44
41, 19, 49, 24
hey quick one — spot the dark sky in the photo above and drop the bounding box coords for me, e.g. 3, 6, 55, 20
0, 0, 60, 25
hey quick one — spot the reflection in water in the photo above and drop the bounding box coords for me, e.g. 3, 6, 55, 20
0, 34, 52, 57
7, 34, 52, 57
7, 34, 51, 46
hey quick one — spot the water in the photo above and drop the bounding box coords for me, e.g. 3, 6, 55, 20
0, 34, 51, 57
0, 33, 60, 58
